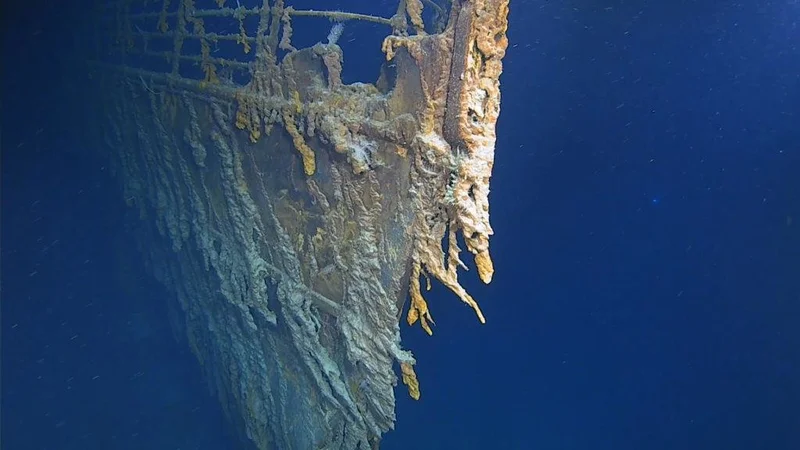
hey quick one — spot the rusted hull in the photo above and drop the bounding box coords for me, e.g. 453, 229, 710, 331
87, 0, 509, 448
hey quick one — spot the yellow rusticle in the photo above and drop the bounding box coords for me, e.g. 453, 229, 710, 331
405, 0, 426, 35
407, 261, 434, 335
475, 249, 494, 284
234, 94, 261, 143
282, 113, 316, 176
277, 91, 316, 176
400, 362, 420, 400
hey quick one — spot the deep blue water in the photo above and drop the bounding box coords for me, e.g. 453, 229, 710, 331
3, 1, 799, 449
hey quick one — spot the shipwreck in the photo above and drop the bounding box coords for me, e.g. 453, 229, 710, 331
86, 0, 510, 447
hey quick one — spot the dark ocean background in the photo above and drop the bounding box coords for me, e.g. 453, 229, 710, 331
3, 1, 799, 449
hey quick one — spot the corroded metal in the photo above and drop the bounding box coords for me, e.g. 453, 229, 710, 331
87, 0, 509, 448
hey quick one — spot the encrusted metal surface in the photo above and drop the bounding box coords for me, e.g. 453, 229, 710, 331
86, 0, 509, 448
